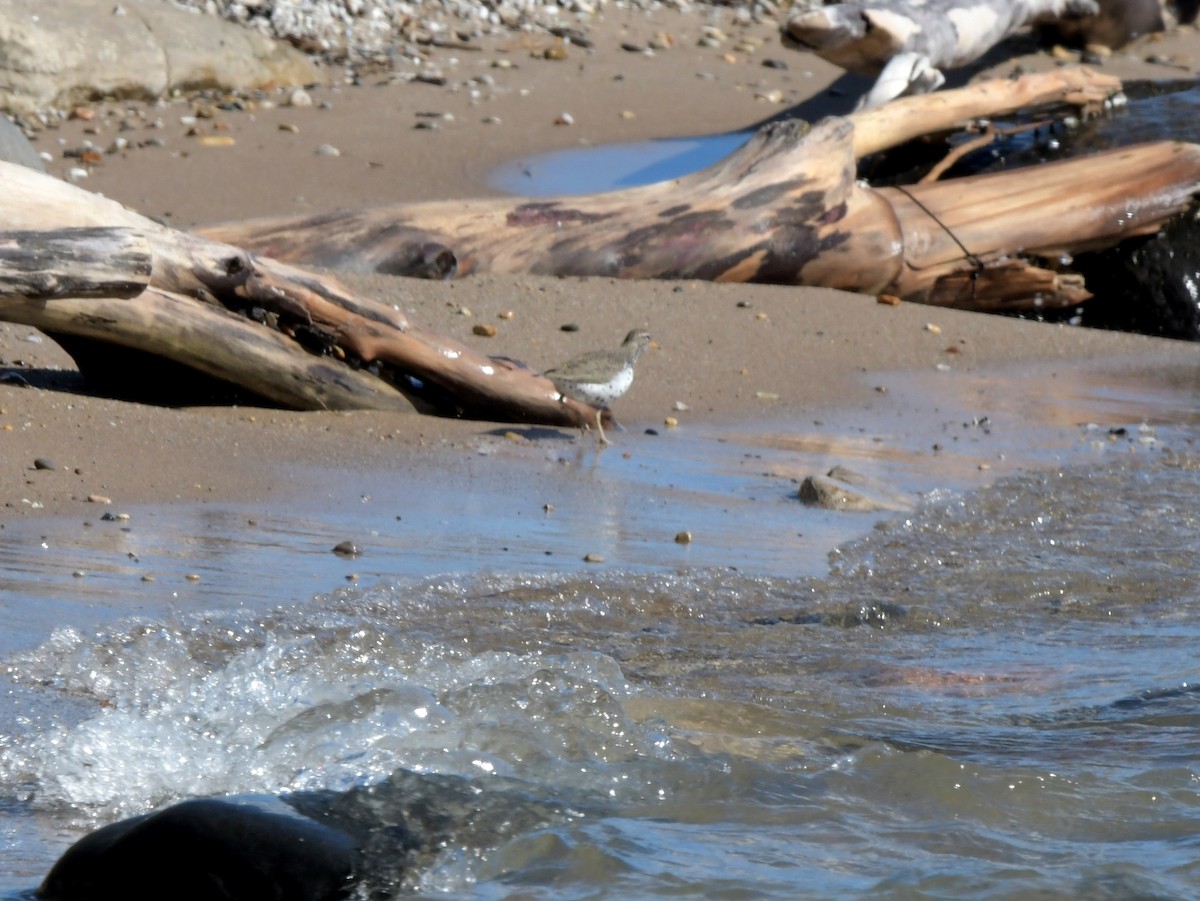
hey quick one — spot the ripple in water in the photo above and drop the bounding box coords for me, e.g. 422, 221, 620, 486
3, 453, 1200, 898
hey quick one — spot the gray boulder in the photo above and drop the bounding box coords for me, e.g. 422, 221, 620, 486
0, 114, 43, 170
0, 0, 320, 114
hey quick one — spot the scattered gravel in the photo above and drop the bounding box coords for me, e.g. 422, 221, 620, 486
167, 0, 784, 60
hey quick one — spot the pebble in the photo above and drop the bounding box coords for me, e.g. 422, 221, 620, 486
288, 87, 314, 108
473, 324, 497, 337
332, 540, 362, 557
674, 531, 692, 544
583, 552, 604, 563
87, 494, 112, 504
32, 457, 56, 471
315, 143, 341, 156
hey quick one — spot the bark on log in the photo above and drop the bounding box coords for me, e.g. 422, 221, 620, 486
202, 69, 1194, 311
0, 228, 151, 299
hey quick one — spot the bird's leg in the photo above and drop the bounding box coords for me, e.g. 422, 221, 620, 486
595, 409, 610, 445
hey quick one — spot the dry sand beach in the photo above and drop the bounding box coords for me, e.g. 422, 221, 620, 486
2, 5, 1200, 532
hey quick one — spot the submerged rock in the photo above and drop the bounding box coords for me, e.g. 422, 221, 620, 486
798, 465, 914, 513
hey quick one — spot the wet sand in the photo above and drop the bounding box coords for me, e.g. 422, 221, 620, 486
3, 8, 1200, 530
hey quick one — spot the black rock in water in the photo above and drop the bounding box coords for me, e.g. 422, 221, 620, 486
37, 798, 362, 901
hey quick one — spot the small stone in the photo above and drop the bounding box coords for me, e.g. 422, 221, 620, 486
664, 416, 678, 428
141, 574, 156, 582
543, 503, 555, 513
332, 540, 361, 557
674, 531, 692, 544
199, 135, 235, 147
762, 58, 788, 69
315, 143, 340, 156
925, 323, 942, 334
798, 466, 914, 512
560, 322, 579, 332
278, 123, 300, 133
72, 570, 86, 578
541, 45, 568, 60
473, 324, 497, 337
877, 294, 901, 305
32, 457, 56, 471
673, 401, 690, 411
498, 310, 514, 320
87, 494, 112, 505
185, 573, 201, 582
619, 110, 636, 120
554, 112, 575, 126
583, 552, 604, 563
288, 87, 313, 107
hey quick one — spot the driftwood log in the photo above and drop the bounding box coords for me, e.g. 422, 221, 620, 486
204, 68, 1200, 313
783, 0, 1102, 108
2, 67, 1200, 418
0, 183, 596, 423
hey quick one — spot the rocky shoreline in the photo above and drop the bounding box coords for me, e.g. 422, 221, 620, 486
170, 0, 790, 60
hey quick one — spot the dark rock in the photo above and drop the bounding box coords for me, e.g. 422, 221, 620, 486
37, 798, 360, 901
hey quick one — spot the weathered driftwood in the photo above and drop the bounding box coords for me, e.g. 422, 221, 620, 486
0, 186, 596, 424
783, 0, 1103, 108
204, 68, 1200, 313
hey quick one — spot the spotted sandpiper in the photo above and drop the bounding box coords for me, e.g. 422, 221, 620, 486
543, 329, 652, 444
